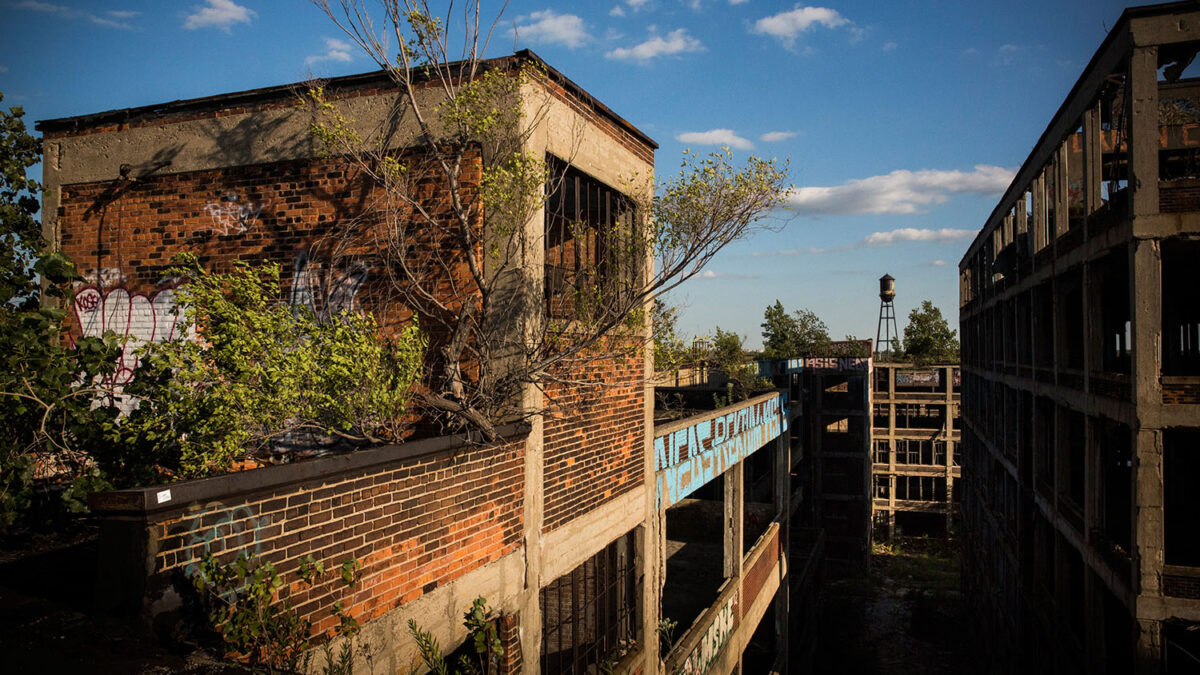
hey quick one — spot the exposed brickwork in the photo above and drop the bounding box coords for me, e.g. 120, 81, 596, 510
542, 347, 645, 532
1164, 574, 1200, 599
497, 612, 522, 674
1162, 381, 1200, 404
151, 437, 524, 637
1160, 180, 1200, 213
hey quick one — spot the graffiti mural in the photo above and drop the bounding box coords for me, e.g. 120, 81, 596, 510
181, 502, 273, 576
674, 589, 739, 675
654, 394, 785, 508
203, 192, 263, 236
72, 285, 190, 385
288, 251, 369, 319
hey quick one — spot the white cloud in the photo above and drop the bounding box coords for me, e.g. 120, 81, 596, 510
16, 1, 136, 29
759, 130, 797, 142
606, 28, 703, 62
785, 165, 1015, 215
627, 0, 651, 7
699, 269, 757, 279
676, 129, 754, 150
882, 41, 897, 52
305, 37, 354, 66
0, 66, 8, 73
863, 229, 977, 246
751, 4, 849, 47
752, 232, 975, 258
515, 10, 589, 49
107, 10, 140, 19
184, 0, 255, 31
729, 0, 749, 4
610, 5, 625, 16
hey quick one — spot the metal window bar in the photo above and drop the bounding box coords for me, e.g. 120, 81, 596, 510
545, 157, 637, 319
540, 531, 638, 674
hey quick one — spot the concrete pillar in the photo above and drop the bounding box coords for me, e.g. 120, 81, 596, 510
1083, 103, 1102, 219
725, 463, 744, 580
1127, 46, 1160, 218
1055, 142, 1070, 241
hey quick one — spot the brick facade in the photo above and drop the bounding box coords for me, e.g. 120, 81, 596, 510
93, 431, 525, 639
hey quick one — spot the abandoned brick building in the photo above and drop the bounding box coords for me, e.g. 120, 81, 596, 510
959, 3, 1200, 672
38, 51, 799, 674
871, 362, 960, 540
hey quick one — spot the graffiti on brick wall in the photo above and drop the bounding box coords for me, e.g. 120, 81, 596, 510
673, 589, 738, 675
72, 285, 189, 385
654, 395, 785, 508
79, 267, 126, 286
203, 192, 263, 236
288, 251, 369, 319
181, 502, 273, 576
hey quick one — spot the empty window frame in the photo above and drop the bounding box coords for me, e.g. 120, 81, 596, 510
894, 476, 948, 502
1163, 240, 1200, 375
541, 530, 640, 674
544, 157, 639, 318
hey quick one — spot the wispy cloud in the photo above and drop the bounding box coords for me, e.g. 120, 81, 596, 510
751, 4, 850, 48
515, 10, 589, 49
729, 0, 750, 4
752, 229, 977, 258
610, 5, 625, 16
606, 27, 703, 62
626, 0, 651, 9
677, 129, 754, 150
863, 228, 976, 246
759, 130, 797, 142
107, 10, 139, 19
184, 0, 255, 32
785, 165, 1015, 215
305, 37, 353, 66
882, 41, 897, 52
15, 1, 137, 29
0, 66, 8, 73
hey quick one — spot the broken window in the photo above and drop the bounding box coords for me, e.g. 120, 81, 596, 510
1165, 429, 1200, 567
1162, 240, 1200, 375
1098, 418, 1132, 553
544, 157, 639, 319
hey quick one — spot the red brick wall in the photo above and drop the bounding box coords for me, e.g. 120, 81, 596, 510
542, 347, 645, 532
1163, 381, 1200, 404
146, 436, 524, 637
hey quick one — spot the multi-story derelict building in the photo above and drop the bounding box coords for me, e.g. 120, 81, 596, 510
871, 363, 960, 540
40, 51, 802, 673
959, 3, 1200, 672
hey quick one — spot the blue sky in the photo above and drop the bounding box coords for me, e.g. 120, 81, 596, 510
0, 0, 1137, 348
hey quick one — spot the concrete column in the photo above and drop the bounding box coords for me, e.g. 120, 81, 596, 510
1083, 103, 1102, 219
519, 404, 545, 674
724, 463, 745, 580
1055, 143, 1070, 241
1127, 46, 1160, 218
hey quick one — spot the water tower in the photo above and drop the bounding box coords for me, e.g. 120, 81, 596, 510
875, 274, 900, 361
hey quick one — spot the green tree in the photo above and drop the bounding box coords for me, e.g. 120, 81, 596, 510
0, 93, 122, 532
112, 254, 426, 482
652, 299, 690, 373
307, 2, 789, 439
760, 300, 831, 358
901, 300, 959, 364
